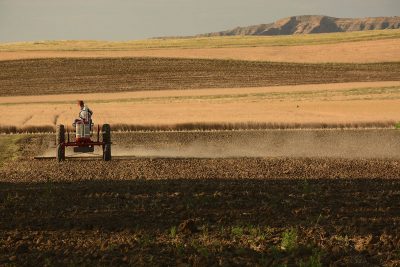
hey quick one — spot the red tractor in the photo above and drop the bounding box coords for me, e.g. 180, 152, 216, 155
56, 121, 111, 162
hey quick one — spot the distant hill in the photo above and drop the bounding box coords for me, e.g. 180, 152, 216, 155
198, 15, 400, 37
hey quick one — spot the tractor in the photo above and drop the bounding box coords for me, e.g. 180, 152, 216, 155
56, 121, 111, 162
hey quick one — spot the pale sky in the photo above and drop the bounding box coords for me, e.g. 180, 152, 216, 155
0, 0, 399, 42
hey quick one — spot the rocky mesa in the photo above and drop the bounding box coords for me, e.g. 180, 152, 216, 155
198, 15, 400, 36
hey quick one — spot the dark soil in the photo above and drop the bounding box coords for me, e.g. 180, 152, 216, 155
1, 179, 399, 266
0, 133, 399, 266
0, 58, 399, 96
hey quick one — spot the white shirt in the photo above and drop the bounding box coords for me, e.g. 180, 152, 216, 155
79, 105, 93, 122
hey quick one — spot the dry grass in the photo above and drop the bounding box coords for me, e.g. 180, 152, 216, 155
1, 81, 399, 105
0, 125, 54, 134
2, 38, 399, 63
111, 121, 398, 131
1, 29, 399, 52
0, 135, 23, 166
0, 121, 396, 134
1, 82, 400, 133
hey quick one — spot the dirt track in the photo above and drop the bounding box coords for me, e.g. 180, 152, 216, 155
0, 58, 399, 96
1, 131, 400, 266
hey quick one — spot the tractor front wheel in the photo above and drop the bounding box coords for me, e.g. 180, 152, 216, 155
102, 124, 111, 161
103, 143, 111, 161
56, 144, 65, 162
56, 124, 65, 146
56, 124, 65, 162
102, 124, 111, 144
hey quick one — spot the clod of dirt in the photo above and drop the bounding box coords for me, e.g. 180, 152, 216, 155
16, 243, 29, 254
178, 219, 199, 235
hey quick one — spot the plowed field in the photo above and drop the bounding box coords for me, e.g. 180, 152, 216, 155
1, 131, 400, 266
1, 58, 399, 96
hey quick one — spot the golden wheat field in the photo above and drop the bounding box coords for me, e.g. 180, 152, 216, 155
0, 81, 399, 131
1, 35, 400, 63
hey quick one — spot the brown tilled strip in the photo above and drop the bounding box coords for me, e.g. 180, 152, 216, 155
0, 58, 399, 96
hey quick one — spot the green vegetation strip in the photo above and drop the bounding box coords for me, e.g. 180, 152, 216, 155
0, 135, 23, 166
1, 86, 400, 106
1, 29, 400, 51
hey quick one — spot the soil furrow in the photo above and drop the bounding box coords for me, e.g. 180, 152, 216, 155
1, 58, 399, 96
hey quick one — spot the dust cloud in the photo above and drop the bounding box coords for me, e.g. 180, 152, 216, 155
112, 129, 400, 159
37, 129, 400, 159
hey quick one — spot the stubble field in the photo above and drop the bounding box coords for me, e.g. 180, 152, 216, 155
1, 29, 400, 63
1, 81, 400, 132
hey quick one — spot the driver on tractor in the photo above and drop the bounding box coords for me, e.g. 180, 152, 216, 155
73, 100, 93, 129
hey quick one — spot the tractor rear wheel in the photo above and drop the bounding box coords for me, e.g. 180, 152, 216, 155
103, 143, 111, 161
56, 144, 65, 162
56, 124, 65, 146
102, 124, 111, 144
